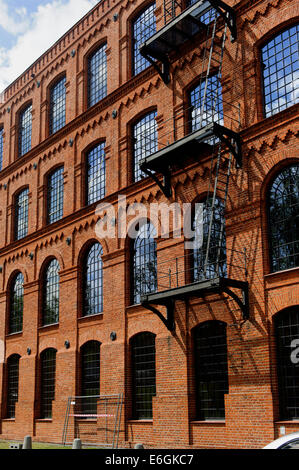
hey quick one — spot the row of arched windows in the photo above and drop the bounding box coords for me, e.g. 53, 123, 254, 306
5, 307, 299, 421
7, 162, 299, 334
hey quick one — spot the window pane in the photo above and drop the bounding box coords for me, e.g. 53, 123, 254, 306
131, 333, 156, 419
83, 243, 103, 316
40, 349, 56, 419
47, 167, 64, 224
43, 259, 60, 325
87, 142, 106, 205
193, 197, 227, 281
81, 341, 100, 414
133, 111, 157, 182
133, 4, 156, 75
9, 273, 24, 334
15, 188, 29, 240
6, 355, 20, 419
88, 44, 107, 107
49, 76, 66, 134
268, 164, 299, 272
0, 127, 3, 171
262, 25, 299, 117
18, 104, 32, 157
190, 75, 224, 137
194, 321, 228, 420
133, 222, 157, 304
275, 307, 299, 420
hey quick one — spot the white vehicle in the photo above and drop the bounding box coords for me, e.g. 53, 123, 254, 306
263, 432, 299, 449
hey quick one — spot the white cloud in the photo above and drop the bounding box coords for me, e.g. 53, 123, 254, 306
0, 0, 99, 93
0, 0, 29, 35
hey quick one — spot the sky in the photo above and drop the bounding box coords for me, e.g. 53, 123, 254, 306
0, 0, 99, 93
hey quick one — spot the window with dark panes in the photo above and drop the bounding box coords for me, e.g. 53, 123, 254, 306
18, 104, 32, 157
88, 44, 107, 108
47, 166, 64, 224
132, 222, 157, 304
261, 25, 299, 117
83, 243, 103, 316
268, 164, 299, 272
86, 142, 106, 205
6, 354, 20, 419
15, 188, 29, 240
194, 321, 228, 420
43, 259, 60, 326
133, 111, 157, 182
9, 272, 24, 334
131, 332, 156, 419
49, 76, 66, 135
275, 307, 299, 420
81, 341, 100, 414
40, 348, 56, 419
133, 4, 156, 76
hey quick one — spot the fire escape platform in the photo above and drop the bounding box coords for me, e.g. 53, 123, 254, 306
141, 276, 249, 330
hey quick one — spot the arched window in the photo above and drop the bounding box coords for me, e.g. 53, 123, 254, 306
15, 188, 29, 240
261, 24, 299, 118
40, 348, 56, 419
49, 76, 66, 135
83, 243, 103, 316
192, 197, 226, 281
0, 126, 3, 171
81, 341, 100, 414
87, 43, 107, 108
132, 4, 156, 76
194, 321, 228, 420
131, 332, 156, 419
42, 259, 60, 326
18, 104, 32, 157
47, 166, 64, 224
6, 354, 20, 418
268, 164, 299, 272
133, 111, 157, 182
189, 74, 223, 133
86, 142, 106, 205
9, 272, 24, 334
275, 306, 299, 420
132, 221, 157, 304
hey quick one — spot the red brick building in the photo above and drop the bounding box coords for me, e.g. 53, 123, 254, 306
0, 0, 298, 449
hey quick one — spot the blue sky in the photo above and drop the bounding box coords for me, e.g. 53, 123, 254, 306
0, 0, 99, 93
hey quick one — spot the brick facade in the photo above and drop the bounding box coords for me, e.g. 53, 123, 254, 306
0, 0, 298, 448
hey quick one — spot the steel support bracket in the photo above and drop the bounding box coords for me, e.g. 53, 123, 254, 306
139, 45, 170, 84
141, 298, 175, 331
213, 123, 242, 168
141, 165, 172, 197
222, 279, 249, 320
209, 0, 237, 42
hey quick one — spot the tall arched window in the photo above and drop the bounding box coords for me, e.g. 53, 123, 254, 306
15, 188, 29, 240
81, 341, 100, 414
0, 126, 3, 171
275, 306, 299, 420
40, 348, 56, 419
9, 272, 24, 334
194, 321, 228, 420
43, 259, 60, 326
49, 76, 66, 135
18, 104, 32, 157
192, 197, 226, 281
6, 354, 20, 418
132, 221, 157, 304
132, 3, 156, 76
47, 166, 64, 224
189, 74, 224, 133
268, 164, 299, 272
86, 142, 106, 205
131, 332, 156, 419
261, 24, 299, 118
83, 243, 103, 316
133, 111, 157, 182
87, 43, 107, 108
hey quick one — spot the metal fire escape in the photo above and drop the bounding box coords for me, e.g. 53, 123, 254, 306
138, 0, 249, 331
